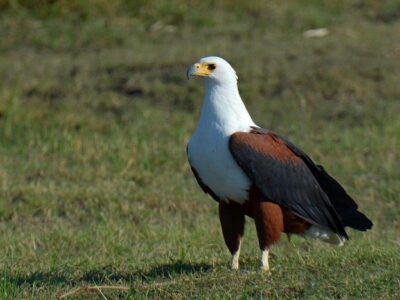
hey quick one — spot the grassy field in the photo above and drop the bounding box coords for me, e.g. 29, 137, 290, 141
0, 1, 400, 299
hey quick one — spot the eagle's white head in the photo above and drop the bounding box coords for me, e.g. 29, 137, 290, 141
187, 56, 255, 134
187, 56, 238, 86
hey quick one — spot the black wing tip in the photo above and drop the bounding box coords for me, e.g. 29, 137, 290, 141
344, 211, 373, 231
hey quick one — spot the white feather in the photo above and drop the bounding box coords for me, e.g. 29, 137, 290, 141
305, 225, 345, 246
187, 57, 255, 203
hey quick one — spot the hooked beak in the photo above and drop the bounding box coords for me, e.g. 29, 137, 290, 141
186, 66, 192, 80
186, 63, 212, 80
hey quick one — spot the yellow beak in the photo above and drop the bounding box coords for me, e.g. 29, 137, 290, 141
187, 63, 212, 79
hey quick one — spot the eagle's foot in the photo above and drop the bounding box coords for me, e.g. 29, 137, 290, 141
260, 249, 270, 274
231, 249, 240, 270
260, 265, 272, 274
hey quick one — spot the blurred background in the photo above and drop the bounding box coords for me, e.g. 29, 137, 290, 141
0, 1, 399, 298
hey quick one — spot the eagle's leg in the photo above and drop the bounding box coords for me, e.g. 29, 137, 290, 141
260, 248, 270, 272
219, 202, 245, 270
253, 200, 284, 272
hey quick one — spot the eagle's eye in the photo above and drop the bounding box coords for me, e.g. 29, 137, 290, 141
208, 64, 216, 70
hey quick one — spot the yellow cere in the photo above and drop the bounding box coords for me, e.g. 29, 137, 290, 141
194, 63, 215, 77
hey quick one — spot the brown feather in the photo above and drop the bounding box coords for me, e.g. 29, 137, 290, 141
219, 186, 311, 250
231, 131, 302, 163
229, 130, 349, 238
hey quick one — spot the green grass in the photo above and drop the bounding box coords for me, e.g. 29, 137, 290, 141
0, 1, 400, 299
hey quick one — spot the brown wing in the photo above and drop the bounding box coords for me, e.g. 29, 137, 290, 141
229, 128, 351, 238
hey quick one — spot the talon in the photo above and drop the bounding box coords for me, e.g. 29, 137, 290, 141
260, 266, 273, 273
260, 269, 272, 276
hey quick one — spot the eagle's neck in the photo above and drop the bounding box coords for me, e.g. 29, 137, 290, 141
197, 81, 255, 135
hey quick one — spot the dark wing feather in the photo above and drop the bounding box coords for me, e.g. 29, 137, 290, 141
189, 165, 221, 202
229, 129, 349, 238
279, 134, 373, 231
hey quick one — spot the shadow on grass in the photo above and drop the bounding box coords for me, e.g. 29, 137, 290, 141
4, 262, 213, 287
139, 262, 212, 281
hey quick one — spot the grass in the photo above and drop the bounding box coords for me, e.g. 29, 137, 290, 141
0, 1, 400, 299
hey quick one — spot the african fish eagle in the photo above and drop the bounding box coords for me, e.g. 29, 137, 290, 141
186, 56, 373, 272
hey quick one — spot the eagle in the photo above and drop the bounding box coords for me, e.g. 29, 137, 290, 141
186, 56, 373, 272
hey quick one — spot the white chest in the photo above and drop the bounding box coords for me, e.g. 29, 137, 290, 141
188, 127, 252, 204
